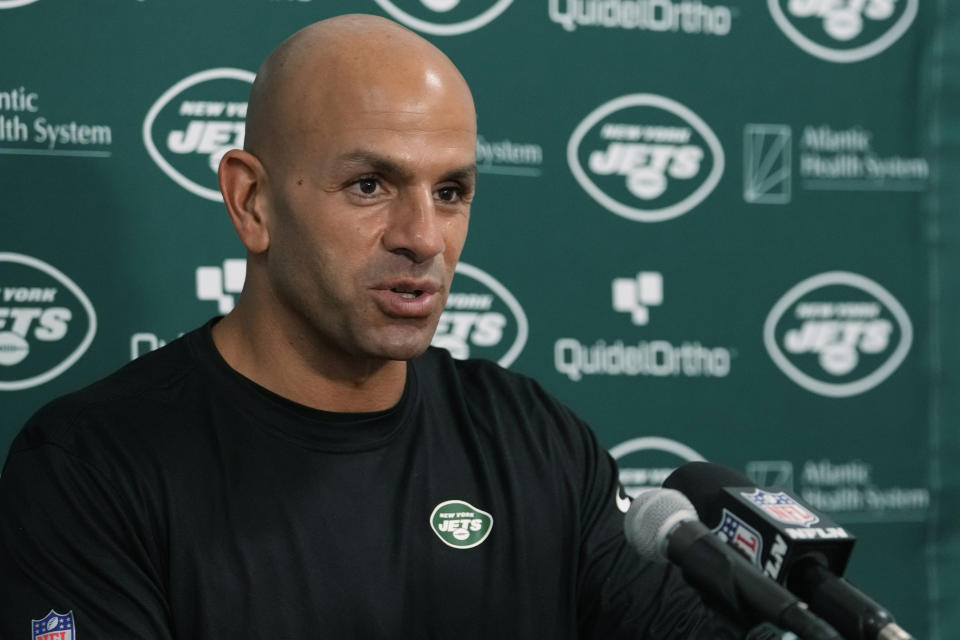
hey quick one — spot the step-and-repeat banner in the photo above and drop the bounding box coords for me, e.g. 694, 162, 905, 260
3, 2, 958, 637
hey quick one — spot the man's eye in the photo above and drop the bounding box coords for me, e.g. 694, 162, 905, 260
357, 177, 379, 195
436, 186, 460, 202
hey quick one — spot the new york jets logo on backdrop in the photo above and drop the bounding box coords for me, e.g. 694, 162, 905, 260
372, 0, 514, 35
568, 94, 724, 222
0, 0, 39, 8
768, 0, 918, 63
764, 271, 912, 397
430, 500, 493, 549
609, 436, 706, 496
0, 253, 96, 391
143, 68, 254, 201
431, 262, 528, 367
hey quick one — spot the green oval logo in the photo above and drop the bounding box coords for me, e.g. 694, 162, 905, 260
429, 500, 493, 549
0, 253, 97, 391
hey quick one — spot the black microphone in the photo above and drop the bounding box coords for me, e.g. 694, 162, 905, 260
663, 462, 913, 640
624, 488, 842, 640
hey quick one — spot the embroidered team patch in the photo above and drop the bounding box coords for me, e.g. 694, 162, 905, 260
741, 488, 820, 527
32, 610, 75, 640
430, 499, 493, 549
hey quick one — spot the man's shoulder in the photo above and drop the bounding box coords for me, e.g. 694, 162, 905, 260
14, 324, 207, 453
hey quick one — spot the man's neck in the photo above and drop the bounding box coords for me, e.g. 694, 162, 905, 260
210, 308, 407, 413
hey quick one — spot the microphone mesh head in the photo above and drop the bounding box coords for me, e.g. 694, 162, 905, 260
623, 488, 699, 562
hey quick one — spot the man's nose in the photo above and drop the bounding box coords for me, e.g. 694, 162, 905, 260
382, 188, 446, 263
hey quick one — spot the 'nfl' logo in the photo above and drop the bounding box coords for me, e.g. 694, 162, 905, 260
712, 508, 763, 565
741, 489, 820, 526
32, 610, 75, 640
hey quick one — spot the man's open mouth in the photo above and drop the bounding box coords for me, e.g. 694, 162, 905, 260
391, 287, 424, 299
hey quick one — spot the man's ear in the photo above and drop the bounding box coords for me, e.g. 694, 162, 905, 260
219, 149, 271, 254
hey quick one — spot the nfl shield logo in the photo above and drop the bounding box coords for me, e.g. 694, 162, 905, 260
32, 610, 75, 640
712, 508, 763, 565
741, 488, 820, 526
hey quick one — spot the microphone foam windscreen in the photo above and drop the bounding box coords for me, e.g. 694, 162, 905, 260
663, 462, 756, 527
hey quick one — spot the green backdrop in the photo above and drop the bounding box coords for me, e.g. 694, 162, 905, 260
2, 1, 958, 637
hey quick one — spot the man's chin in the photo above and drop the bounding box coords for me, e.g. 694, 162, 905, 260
372, 344, 428, 362
367, 332, 436, 362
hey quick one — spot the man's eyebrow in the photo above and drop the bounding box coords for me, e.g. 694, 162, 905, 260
337, 150, 477, 184
443, 163, 478, 184
337, 151, 413, 181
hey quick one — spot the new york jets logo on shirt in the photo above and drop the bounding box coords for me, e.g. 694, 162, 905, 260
430, 500, 493, 549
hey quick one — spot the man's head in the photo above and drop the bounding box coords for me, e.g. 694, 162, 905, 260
219, 14, 477, 366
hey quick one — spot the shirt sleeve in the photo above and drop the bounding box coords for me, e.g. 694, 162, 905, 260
0, 437, 173, 640
570, 421, 746, 639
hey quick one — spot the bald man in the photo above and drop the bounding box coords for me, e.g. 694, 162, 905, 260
0, 15, 742, 639
214, 14, 477, 412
